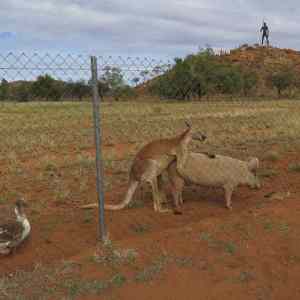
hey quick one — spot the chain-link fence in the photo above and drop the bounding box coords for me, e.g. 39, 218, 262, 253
0, 53, 175, 241
0, 52, 174, 102
0, 52, 300, 242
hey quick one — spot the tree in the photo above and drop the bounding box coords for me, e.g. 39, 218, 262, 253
214, 65, 243, 95
188, 51, 220, 98
14, 82, 32, 102
99, 66, 127, 100
242, 70, 258, 96
150, 54, 209, 100
269, 70, 294, 97
0, 78, 9, 100
114, 85, 137, 100
31, 74, 63, 101
149, 47, 252, 100
71, 80, 90, 101
101, 66, 124, 90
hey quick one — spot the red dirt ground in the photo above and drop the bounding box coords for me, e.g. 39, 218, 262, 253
1, 145, 300, 299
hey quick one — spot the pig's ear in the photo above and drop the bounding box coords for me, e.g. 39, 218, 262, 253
247, 157, 259, 172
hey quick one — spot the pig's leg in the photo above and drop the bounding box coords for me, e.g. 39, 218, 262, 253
224, 185, 234, 210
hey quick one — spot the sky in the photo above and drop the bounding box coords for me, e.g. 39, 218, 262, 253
0, 0, 299, 59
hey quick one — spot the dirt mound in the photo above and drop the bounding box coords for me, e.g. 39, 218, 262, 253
224, 44, 300, 73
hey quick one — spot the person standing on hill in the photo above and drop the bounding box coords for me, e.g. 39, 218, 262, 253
260, 22, 270, 46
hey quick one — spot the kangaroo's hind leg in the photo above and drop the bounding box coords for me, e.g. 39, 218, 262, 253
141, 160, 171, 213
149, 175, 171, 213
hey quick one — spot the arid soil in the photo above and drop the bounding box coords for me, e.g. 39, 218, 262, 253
1, 141, 299, 300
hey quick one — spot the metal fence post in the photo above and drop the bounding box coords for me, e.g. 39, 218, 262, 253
90, 56, 107, 242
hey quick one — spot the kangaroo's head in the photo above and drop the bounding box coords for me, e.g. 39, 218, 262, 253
181, 121, 207, 145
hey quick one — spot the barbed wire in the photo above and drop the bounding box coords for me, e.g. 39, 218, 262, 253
0, 53, 173, 81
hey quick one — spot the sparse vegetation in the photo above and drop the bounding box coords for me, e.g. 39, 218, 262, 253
83, 210, 93, 223
92, 240, 138, 267
263, 150, 280, 162
134, 255, 169, 283
263, 220, 274, 231
263, 219, 290, 234
110, 273, 127, 287
236, 271, 255, 283
173, 256, 194, 268
130, 223, 150, 234
0, 95, 300, 299
200, 232, 237, 255
278, 222, 290, 234
288, 163, 300, 172
223, 241, 237, 255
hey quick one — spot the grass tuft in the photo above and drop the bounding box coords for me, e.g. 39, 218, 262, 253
263, 150, 280, 162
288, 163, 300, 172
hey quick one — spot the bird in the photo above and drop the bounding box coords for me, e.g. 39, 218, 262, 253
0, 198, 31, 255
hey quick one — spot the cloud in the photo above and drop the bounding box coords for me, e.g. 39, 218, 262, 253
0, 0, 299, 56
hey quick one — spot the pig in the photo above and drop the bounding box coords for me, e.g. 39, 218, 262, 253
168, 152, 260, 211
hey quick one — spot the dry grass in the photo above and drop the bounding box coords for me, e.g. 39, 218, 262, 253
0, 260, 127, 300
1, 99, 300, 299
1, 100, 300, 160
0, 99, 300, 209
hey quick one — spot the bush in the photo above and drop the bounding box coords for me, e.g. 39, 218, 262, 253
0, 78, 9, 100
214, 64, 243, 94
66, 80, 90, 101
242, 70, 258, 96
14, 82, 32, 102
269, 70, 294, 97
113, 85, 137, 101
98, 66, 136, 101
150, 49, 245, 100
31, 74, 64, 101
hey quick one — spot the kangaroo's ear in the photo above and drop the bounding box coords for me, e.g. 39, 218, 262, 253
181, 121, 193, 142
247, 157, 259, 172
185, 120, 191, 129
